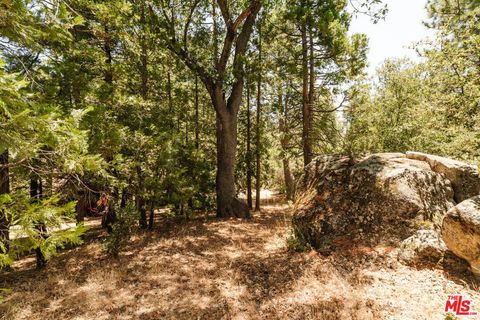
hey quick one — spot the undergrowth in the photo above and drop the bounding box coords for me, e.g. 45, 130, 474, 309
103, 204, 139, 257
286, 228, 312, 252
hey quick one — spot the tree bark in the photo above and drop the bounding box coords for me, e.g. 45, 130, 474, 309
137, 166, 147, 229
148, 200, 154, 230
138, 3, 149, 228
167, 71, 173, 112
214, 100, 240, 217
246, 84, 253, 209
301, 21, 312, 167
0, 150, 10, 251
215, 117, 235, 216
255, 22, 262, 212
138, 197, 147, 229
140, 0, 148, 99
120, 188, 128, 208
195, 76, 200, 148
104, 25, 113, 86
279, 92, 294, 201
31, 177, 47, 269
75, 192, 86, 223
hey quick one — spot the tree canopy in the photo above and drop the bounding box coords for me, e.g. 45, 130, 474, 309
0, 0, 478, 273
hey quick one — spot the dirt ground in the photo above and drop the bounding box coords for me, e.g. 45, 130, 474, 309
0, 197, 479, 320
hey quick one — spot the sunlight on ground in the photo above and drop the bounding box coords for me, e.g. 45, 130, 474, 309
1, 199, 479, 319
238, 189, 276, 201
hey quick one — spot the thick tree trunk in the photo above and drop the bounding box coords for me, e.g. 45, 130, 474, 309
0, 150, 10, 251
215, 111, 236, 217
213, 95, 249, 218
246, 85, 253, 209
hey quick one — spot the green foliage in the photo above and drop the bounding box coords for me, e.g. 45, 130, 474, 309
103, 203, 138, 257
164, 142, 215, 216
286, 228, 312, 252
0, 194, 87, 270
444, 313, 459, 320
346, 0, 480, 161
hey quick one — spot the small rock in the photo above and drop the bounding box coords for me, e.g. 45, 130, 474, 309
398, 230, 446, 266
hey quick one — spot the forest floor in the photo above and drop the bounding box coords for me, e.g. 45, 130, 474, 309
1, 194, 480, 320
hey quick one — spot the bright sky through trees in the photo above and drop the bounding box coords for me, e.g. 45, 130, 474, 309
349, 0, 435, 76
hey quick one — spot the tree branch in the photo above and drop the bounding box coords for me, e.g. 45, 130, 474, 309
183, 0, 201, 50
217, 0, 232, 28
227, 1, 261, 113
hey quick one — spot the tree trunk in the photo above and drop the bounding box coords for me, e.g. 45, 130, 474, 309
148, 200, 154, 230
138, 3, 149, 229
213, 93, 250, 218
165, 0, 260, 218
104, 25, 113, 86
301, 22, 312, 167
120, 188, 128, 208
31, 177, 47, 269
255, 22, 262, 212
0, 150, 10, 251
279, 92, 295, 201
215, 109, 236, 217
195, 75, 200, 149
140, 0, 148, 99
308, 25, 315, 114
246, 84, 253, 209
167, 71, 173, 112
138, 200, 147, 229
75, 192, 86, 223
137, 166, 147, 229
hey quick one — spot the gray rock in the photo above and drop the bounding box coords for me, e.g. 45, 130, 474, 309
406, 151, 480, 203
398, 230, 447, 266
442, 196, 480, 275
293, 153, 455, 250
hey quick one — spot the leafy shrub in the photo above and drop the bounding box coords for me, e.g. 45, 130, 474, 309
0, 193, 87, 270
444, 313, 459, 320
286, 228, 312, 252
103, 203, 139, 257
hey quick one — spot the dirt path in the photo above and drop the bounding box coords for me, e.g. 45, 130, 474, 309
0, 198, 479, 319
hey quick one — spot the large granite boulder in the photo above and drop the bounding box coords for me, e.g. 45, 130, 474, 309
442, 196, 480, 276
406, 152, 480, 203
293, 153, 456, 251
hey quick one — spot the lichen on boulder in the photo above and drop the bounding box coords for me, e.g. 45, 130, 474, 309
292, 153, 456, 253
398, 230, 447, 266
406, 152, 480, 203
442, 195, 480, 276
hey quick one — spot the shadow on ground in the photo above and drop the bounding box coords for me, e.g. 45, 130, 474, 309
0, 196, 478, 319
